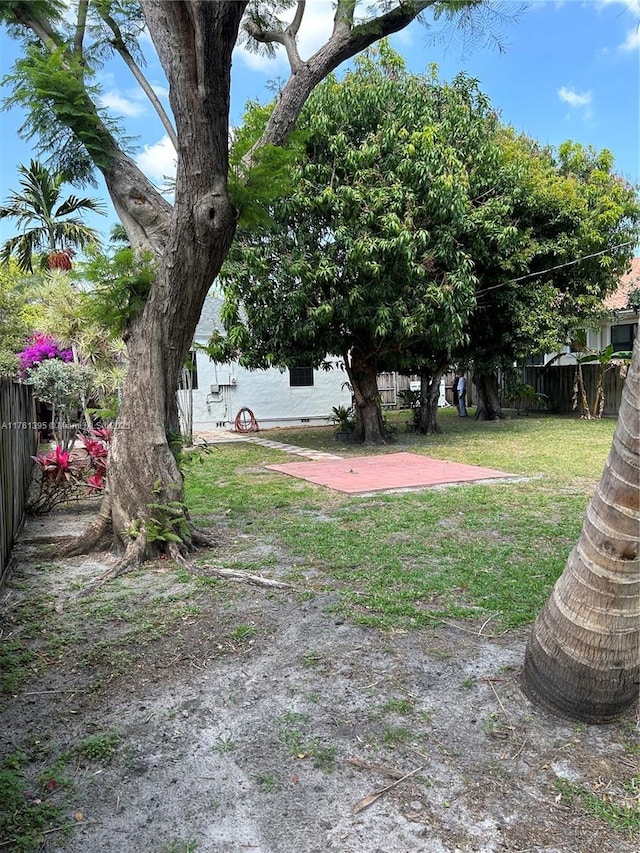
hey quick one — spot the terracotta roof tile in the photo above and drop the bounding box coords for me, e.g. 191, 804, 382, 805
604, 257, 640, 310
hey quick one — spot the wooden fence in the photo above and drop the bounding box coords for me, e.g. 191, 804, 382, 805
0, 378, 37, 587
520, 365, 625, 416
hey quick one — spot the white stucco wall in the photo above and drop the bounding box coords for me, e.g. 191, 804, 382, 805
185, 350, 352, 432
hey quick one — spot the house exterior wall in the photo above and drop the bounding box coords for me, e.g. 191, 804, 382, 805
538, 313, 638, 367
185, 293, 352, 432
184, 350, 352, 432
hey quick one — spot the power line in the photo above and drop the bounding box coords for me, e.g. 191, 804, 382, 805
474, 240, 637, 298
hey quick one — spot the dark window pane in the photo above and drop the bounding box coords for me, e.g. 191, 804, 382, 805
611, 324, 636, 352
289, 366, 314, 387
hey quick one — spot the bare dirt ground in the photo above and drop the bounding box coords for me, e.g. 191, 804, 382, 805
1, 503, 638, 853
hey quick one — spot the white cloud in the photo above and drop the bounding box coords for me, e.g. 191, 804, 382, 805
135, 135, 176, 184
558, 85, 593, 112
151, 83, 170, 100
99, 90, 147, 118
599, 0, 640, 17
620, 26, 640, 50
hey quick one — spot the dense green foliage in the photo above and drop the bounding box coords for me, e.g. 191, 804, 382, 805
463, 137, 640, 376
214, 46, 639, 438
79, 246, 156, 337
0, 259, 36, 374
217, 50, 509, 368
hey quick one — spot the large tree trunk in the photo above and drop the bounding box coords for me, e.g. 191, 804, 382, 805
473, 370, 506, 421
521, 333, 640, 723
103, 2, 245, 561
416, 363, 447, 435
344, 348, 387, 444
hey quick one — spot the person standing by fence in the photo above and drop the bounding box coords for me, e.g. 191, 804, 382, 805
456, 371, 468, 417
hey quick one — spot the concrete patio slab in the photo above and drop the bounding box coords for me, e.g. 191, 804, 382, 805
265, 451, 516, 494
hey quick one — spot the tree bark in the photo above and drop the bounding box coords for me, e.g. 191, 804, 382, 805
104, 2, 245, 555
6, 0, 481, 572
416, 363, 447, 435
572, 362, 592, 419
473, 371, 505, 421
521, 333, 640, 723
345, 348, 387, 444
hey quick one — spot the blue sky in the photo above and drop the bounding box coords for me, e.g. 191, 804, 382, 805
0, 1, 638, 245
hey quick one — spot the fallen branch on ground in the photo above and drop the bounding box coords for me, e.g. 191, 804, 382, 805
182, 561, 296, 590
351, 763, 424, 814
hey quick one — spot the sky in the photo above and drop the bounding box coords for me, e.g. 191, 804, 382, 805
0, 0, 638, 247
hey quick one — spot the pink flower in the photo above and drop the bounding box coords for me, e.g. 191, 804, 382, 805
86, 473, 105, 494
18, 333, 73, 376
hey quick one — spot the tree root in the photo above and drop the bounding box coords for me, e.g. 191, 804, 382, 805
59, 493, 113, 557
77, 531, 294, 595
189, 527, 217, 548
190, 564, 295, 589
77, 533, 148, 596
169, 546, 295, 589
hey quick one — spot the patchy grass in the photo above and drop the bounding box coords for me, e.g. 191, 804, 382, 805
184, 414, 615, 630
555, 778, 640, 835
0, 640, 38, 694
74, 729, 123, 763
0, 749, 72, 853
277, 710, 336, 771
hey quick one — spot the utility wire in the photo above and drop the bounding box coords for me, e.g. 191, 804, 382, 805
474, 240, 637, 298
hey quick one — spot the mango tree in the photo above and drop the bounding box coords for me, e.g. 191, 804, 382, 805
459, 139, 639, 420
214, 52, 524, 442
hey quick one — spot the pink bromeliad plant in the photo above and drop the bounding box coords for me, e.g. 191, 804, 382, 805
28, 429, 110, 514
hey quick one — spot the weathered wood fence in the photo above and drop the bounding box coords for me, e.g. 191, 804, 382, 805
0, 378, 37, 587
520, 365, 625, 416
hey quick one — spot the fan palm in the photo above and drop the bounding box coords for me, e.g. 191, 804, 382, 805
0, 160, 106, 272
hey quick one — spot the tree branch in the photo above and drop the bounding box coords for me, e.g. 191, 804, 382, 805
244, 16, 303, 73
8, 5, 173, 255
287, 1, 306, 38
73, 0, 89, 58
100, 10, 178, 149
333, 0, 357, 38
250, 1, 437, 156
11, 5, 61, 50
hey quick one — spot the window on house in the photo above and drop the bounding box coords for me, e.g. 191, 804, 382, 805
526, 353, 545, 366
179, 350, 198, 390
289, 366, 314, 387
611, 323, 636, 353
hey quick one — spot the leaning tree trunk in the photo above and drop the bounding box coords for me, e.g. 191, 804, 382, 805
521, 332, 640, 723
473, 370, 506, 421
99, 2, 245, 567
345, 348, 387, 444
416, 363, 447, 435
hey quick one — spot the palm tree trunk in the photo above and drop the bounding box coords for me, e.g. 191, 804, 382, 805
521, 333, 640, 723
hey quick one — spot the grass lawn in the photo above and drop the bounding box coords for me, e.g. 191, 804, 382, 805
185, 409, 617, 631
